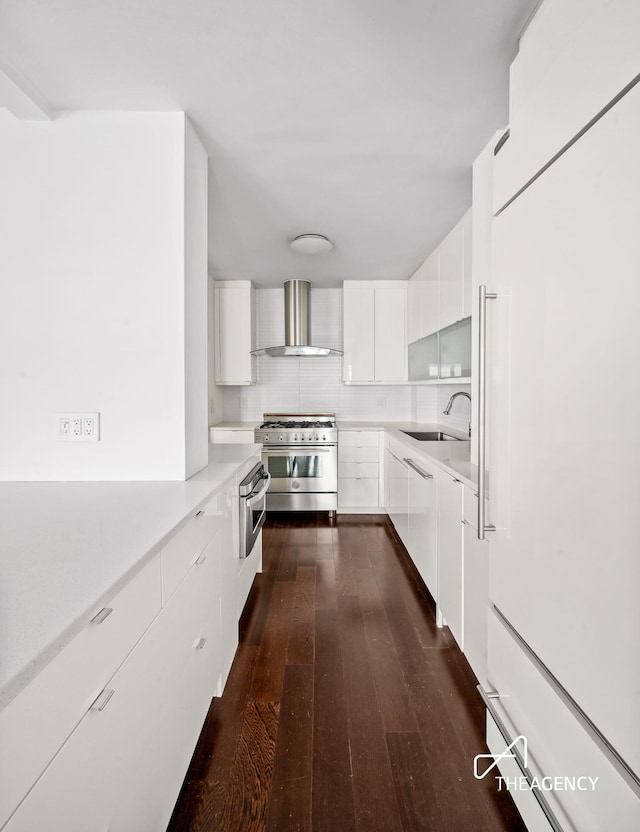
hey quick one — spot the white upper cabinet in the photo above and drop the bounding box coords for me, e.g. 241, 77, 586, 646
214, 280, 256, 385
342, 281, 406, 383
342, 283, 375, 382
494, 0, 640, 209
406, 210, 471, 342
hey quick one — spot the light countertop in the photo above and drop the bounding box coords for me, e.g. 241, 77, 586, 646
0, 444, 261, 711
337, 421, 477, 489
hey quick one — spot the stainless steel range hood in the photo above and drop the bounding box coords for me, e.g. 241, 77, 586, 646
252, 279, 342, 357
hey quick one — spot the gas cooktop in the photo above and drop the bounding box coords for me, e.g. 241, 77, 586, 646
255, 414, 337, 445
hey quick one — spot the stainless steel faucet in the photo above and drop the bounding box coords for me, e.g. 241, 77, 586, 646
443, 391, 472, 437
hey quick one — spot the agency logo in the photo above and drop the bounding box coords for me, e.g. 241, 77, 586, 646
474, 735, 527, 779
473, 735, 599, 792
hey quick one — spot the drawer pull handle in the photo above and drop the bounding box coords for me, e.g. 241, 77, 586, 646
90, 689, 115, 712
90, 607, 113, 625
194, 553, 207, 565
195, 637, 207, 650
195, 510, 205, 517
403, 458, 434, 480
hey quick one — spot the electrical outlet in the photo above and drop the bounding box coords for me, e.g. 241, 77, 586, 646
57, 412, 100, 442
375, 397, 387, 408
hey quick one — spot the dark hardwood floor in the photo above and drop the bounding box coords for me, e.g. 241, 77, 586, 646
167, 513, 526, 832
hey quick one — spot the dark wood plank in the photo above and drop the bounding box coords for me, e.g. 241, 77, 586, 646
338, 594, 403, 832
386, 732, 444, 832
250, 580, 296, 702
314, 557, 337, 611
190, 701, 279, 832
286, 565, 316, 665
264, 664, 314, 832
312, 609, 357, 832
355, 565, 418, 732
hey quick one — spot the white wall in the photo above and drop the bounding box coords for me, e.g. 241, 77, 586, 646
222, 288, 466, 424
0, 110, 208, 480
183, 119, 209, 477
207, 276, 225, 427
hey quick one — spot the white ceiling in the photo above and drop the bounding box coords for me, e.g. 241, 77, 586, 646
0, 0, 538, 287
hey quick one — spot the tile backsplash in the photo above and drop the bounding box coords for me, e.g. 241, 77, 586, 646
221, 288, 470, 425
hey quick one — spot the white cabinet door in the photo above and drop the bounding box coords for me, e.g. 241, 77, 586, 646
214, 281, 256, 385
407, 276, 422, 345
406, 455, 438, 600
374, 286, 406, 382
493, 0, 640, 210
437, 471, 463, 649
342, 284, 375, 382
438, 216, 465, 330
4, 555, 215, 832
489, 82, 640, 777
385, 449, 409, 549
462, 489, 489, 688
420, 254, 440, 338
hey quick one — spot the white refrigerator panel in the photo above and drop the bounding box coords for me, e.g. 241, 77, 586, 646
488, 81, 640, 777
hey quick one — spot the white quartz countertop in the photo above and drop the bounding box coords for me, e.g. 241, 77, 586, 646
337, 421, 478, 489
0, 444, 261, 711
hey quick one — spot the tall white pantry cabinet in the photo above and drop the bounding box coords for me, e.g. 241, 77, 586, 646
482, 1, 640, 829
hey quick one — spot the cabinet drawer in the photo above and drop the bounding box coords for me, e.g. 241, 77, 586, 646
339, 444, 378, 463
338, 461, 378, 479
0, 556, 161, 828
486, 610, 640, 831
4, 553, 219, 832
338, 478, 379, 508
338, 430, 380, 447
161, 507, 221, 602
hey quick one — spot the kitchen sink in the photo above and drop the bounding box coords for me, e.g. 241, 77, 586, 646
401, 430, 462, 441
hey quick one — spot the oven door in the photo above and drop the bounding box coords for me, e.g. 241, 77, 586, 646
262, 445, 337, 493
240, 471, 271, 558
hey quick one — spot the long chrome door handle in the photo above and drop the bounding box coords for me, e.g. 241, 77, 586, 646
478, 285, 497, 540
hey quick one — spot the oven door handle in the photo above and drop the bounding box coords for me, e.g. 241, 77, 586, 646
246, 472, 272, 507
262, 447, 334, 455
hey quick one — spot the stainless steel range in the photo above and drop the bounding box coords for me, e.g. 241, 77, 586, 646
255, 413, 337, 514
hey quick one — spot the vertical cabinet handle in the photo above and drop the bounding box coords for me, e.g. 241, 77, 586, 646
195, 637, 207, 650
194, 553, 207, 565
478, 285, 497, 540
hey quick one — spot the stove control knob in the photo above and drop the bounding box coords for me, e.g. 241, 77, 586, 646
293, 434, 298, 441
314, 433, 319, 440
280, 435, 284, 441
322, 434, 326, 440
264, 434, 269, 442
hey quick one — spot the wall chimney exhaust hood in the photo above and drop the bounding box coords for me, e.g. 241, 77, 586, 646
251, 279, 342, 357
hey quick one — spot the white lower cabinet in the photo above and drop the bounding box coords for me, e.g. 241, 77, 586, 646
485, 609, 640, 832
462, 487, 490, 688
1, 457, 263, 832
406, 455, 438, 600
436, 470, 463, 649
385, 448, 409, 547
338, 429, 381, 510
4, 552, 216, 832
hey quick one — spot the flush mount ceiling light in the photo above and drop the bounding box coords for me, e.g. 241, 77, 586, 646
289, 234, 334, 255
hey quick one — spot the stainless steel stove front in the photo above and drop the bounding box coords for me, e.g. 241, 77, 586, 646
256, 414, 338, 513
